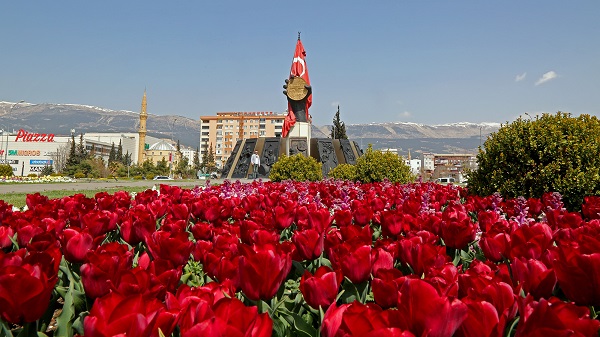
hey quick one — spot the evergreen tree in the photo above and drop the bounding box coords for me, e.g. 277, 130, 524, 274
157, 158, 170, 175
77, 133, 88, 161
331, 105, 348, 139
205, 143, 217, 173
123, 151, 131, 167
66, 134, 77, 167
193, 147, 201, 171
108, 143, 116, 163
116, 139, 123, 163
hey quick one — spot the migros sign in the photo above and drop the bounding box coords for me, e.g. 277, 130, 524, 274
14, 129, 55, 142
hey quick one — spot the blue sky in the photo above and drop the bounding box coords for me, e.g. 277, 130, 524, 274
1, 1, 598, 126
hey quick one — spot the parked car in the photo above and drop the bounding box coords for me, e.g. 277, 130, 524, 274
153, 176, 173, 180
436, 177, 456, 185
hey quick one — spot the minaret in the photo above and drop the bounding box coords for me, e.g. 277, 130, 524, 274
137, 90, 148, 164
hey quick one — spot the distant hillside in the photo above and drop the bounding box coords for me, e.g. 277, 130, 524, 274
0, 101, 201, 149
0, 101, 499, 154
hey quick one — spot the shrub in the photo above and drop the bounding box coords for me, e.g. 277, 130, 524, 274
27, 173, 38, 178
133, 175, 144, 180
41, 165, 54, 176
354, 145, 414, 183
146, 173, 155, 180
328, 163, 357, 181
74, 172, 86, 179
468, 112, 600, 211
269, 154, 323, 182
0, 164, 13, 177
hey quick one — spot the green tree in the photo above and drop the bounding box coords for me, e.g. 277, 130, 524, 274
77, 133, 88, 161
331, 105, 348, 139
0, 164, 13, 176
201, 143, 217, 173
468, 112, 600, 211
193, 147, 201, 171
66, 134, 77, 167
41, 165, 54, 176
141, 159, 156, 177
354, 145, 414, 183
108, 143, 116, 163
157, 158, 170, 175
116, 139, 123, 163
176, 154, 191, 178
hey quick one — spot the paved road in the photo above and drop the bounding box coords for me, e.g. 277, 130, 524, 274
0, 178, 260, 194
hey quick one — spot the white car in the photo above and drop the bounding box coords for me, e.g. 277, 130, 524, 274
153, 176, 173, 180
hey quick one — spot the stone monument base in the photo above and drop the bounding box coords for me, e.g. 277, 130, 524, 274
220, 135, 363, 179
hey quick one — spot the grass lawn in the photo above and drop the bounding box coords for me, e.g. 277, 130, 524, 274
1, 186, 154, 208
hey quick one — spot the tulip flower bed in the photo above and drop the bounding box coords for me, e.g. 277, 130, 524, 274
2, 179, 600, 337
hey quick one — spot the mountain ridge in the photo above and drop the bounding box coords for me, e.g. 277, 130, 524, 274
0, 101, 499, 154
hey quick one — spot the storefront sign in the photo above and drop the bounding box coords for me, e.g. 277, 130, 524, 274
29, 166, 46, 173
8, 150, 41, 156
14, 129, 55, 142
30, 159, 53, 165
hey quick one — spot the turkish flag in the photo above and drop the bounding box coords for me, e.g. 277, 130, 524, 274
282, 38, 311, 138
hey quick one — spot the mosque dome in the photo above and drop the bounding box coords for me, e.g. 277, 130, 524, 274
149, 140, 176, 151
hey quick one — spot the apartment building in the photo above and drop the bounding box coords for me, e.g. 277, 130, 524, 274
199, 112, 286, 168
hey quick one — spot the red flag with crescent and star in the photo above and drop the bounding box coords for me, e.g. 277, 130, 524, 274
282, 37, 312, 138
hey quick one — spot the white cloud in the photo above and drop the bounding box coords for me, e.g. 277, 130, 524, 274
535, 71, 558, 86
515, 72, 527, 82
399, 111, 412, 118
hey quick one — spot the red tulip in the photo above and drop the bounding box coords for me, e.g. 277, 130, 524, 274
509, 222, 553, 260
328, 242, 372, 284
0, 249, 58, 324
333, 209, 353, 227
181, 297, 272, 337
553, 243, 600, 306
80, 243, 134, 299
121, 204, 157, 245
511, 257, 556, 299
84, 292, 178, 337
61, 227, 102, 263
389, 278, 467, 337
515, 296, 600, 337
238, 242, 293, 301
307, 207, 332, 232
145, 231, 194, 267
0, 225, 14, 250
80, 209, 119, 237
299, 266, 343, 309
454, 299, 501, 337
582, 196, 600, 220
274, 203, 296, 230
440, 203, 478, 249
372, 268, 405, 309
380, 209, 406, 237
479, 222, 511, 262
292, 228, 325, 261
397, 236, 448, 276
321, 301, 390, 337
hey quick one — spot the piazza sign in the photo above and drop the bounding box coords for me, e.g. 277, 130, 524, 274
14, 129, 55, 142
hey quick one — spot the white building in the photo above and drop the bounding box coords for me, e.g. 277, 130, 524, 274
0, 129, 167, 175
404, 158, 422, 176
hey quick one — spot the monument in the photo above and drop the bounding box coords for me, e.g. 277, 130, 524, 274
220, 34, 362, 179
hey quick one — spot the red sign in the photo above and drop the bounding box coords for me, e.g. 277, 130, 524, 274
14, 129, 55, 142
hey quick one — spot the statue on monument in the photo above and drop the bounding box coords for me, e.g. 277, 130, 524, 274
281, 33, 312, 138
283, 78, 311, 123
